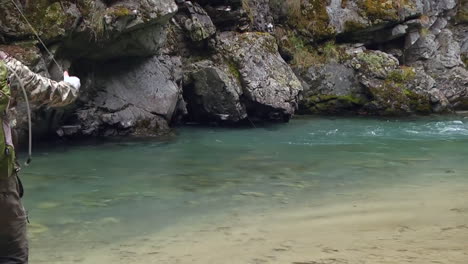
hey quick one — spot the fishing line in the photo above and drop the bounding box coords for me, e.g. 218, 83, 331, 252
9, 0, 64, 73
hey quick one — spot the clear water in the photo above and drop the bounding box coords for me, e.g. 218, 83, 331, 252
21, 116, 468, 262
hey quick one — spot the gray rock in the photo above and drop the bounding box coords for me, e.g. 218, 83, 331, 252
299, 63, 362, 97
175, 2, 216, 42
243, 0, 275, 32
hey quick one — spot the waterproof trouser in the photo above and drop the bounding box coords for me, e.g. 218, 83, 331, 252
0, 174, 28, 264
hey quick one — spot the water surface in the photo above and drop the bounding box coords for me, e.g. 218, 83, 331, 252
22, 116, 468, 263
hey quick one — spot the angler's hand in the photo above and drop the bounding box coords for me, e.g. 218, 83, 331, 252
63, 71, 81, 90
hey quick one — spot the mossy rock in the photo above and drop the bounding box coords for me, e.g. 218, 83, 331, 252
273, 0, 335, 40
274, 27, 347, 68
343, 20, 368, 32
300, 94, 368, 114
367, 66, 432, 115
354, 51, 399, 78
25, 1, 77, 40
405, 89, 432, 114
358, 0, 412, 22
387, 66, 416, 83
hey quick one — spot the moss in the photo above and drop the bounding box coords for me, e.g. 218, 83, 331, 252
387, 66, 416, 83
371, 80, 409, 114
242, 0, 254, 24
405, 89, 432, 114
88, 8, 107, 40
358, 0, 412, 22
371, 66, 431, 115
226, 60, 242, 83
300, 94, 367, 114
462, 54, 468, 69
109, 6, 132, 17
344, 20, 368, 32
456, 0, 468, 23
25, 1, 71, 40
279, 0, 335, 40
321, 41, 340, 61
356, 51, 394, 73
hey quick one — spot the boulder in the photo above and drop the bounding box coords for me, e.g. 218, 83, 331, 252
215, 32, 303, 121
297, 62, 367, 114
184, 60, 247, 122
70, 56, 183, 136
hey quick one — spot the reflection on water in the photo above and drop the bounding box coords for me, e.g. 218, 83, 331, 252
21, 116, 468, 262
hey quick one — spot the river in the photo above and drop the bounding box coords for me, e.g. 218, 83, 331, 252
22, 116, 468, 264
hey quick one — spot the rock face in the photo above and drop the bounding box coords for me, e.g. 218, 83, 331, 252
0, 0, 468, 140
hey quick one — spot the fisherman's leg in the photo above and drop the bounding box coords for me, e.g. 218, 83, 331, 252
0, 177, 28, 264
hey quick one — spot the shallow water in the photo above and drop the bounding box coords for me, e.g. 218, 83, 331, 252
21, 116, 468, 263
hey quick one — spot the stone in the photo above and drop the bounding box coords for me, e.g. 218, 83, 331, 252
216, 32, 303, 121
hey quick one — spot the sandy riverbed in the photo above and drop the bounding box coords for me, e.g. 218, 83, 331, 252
61, 182, 468, 264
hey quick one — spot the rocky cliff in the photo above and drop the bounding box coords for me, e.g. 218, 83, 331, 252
0, 0, 467, 138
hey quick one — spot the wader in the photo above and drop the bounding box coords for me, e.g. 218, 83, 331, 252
0, 60, 28, 264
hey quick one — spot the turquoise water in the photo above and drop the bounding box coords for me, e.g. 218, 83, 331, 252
21, 116, 468, 262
